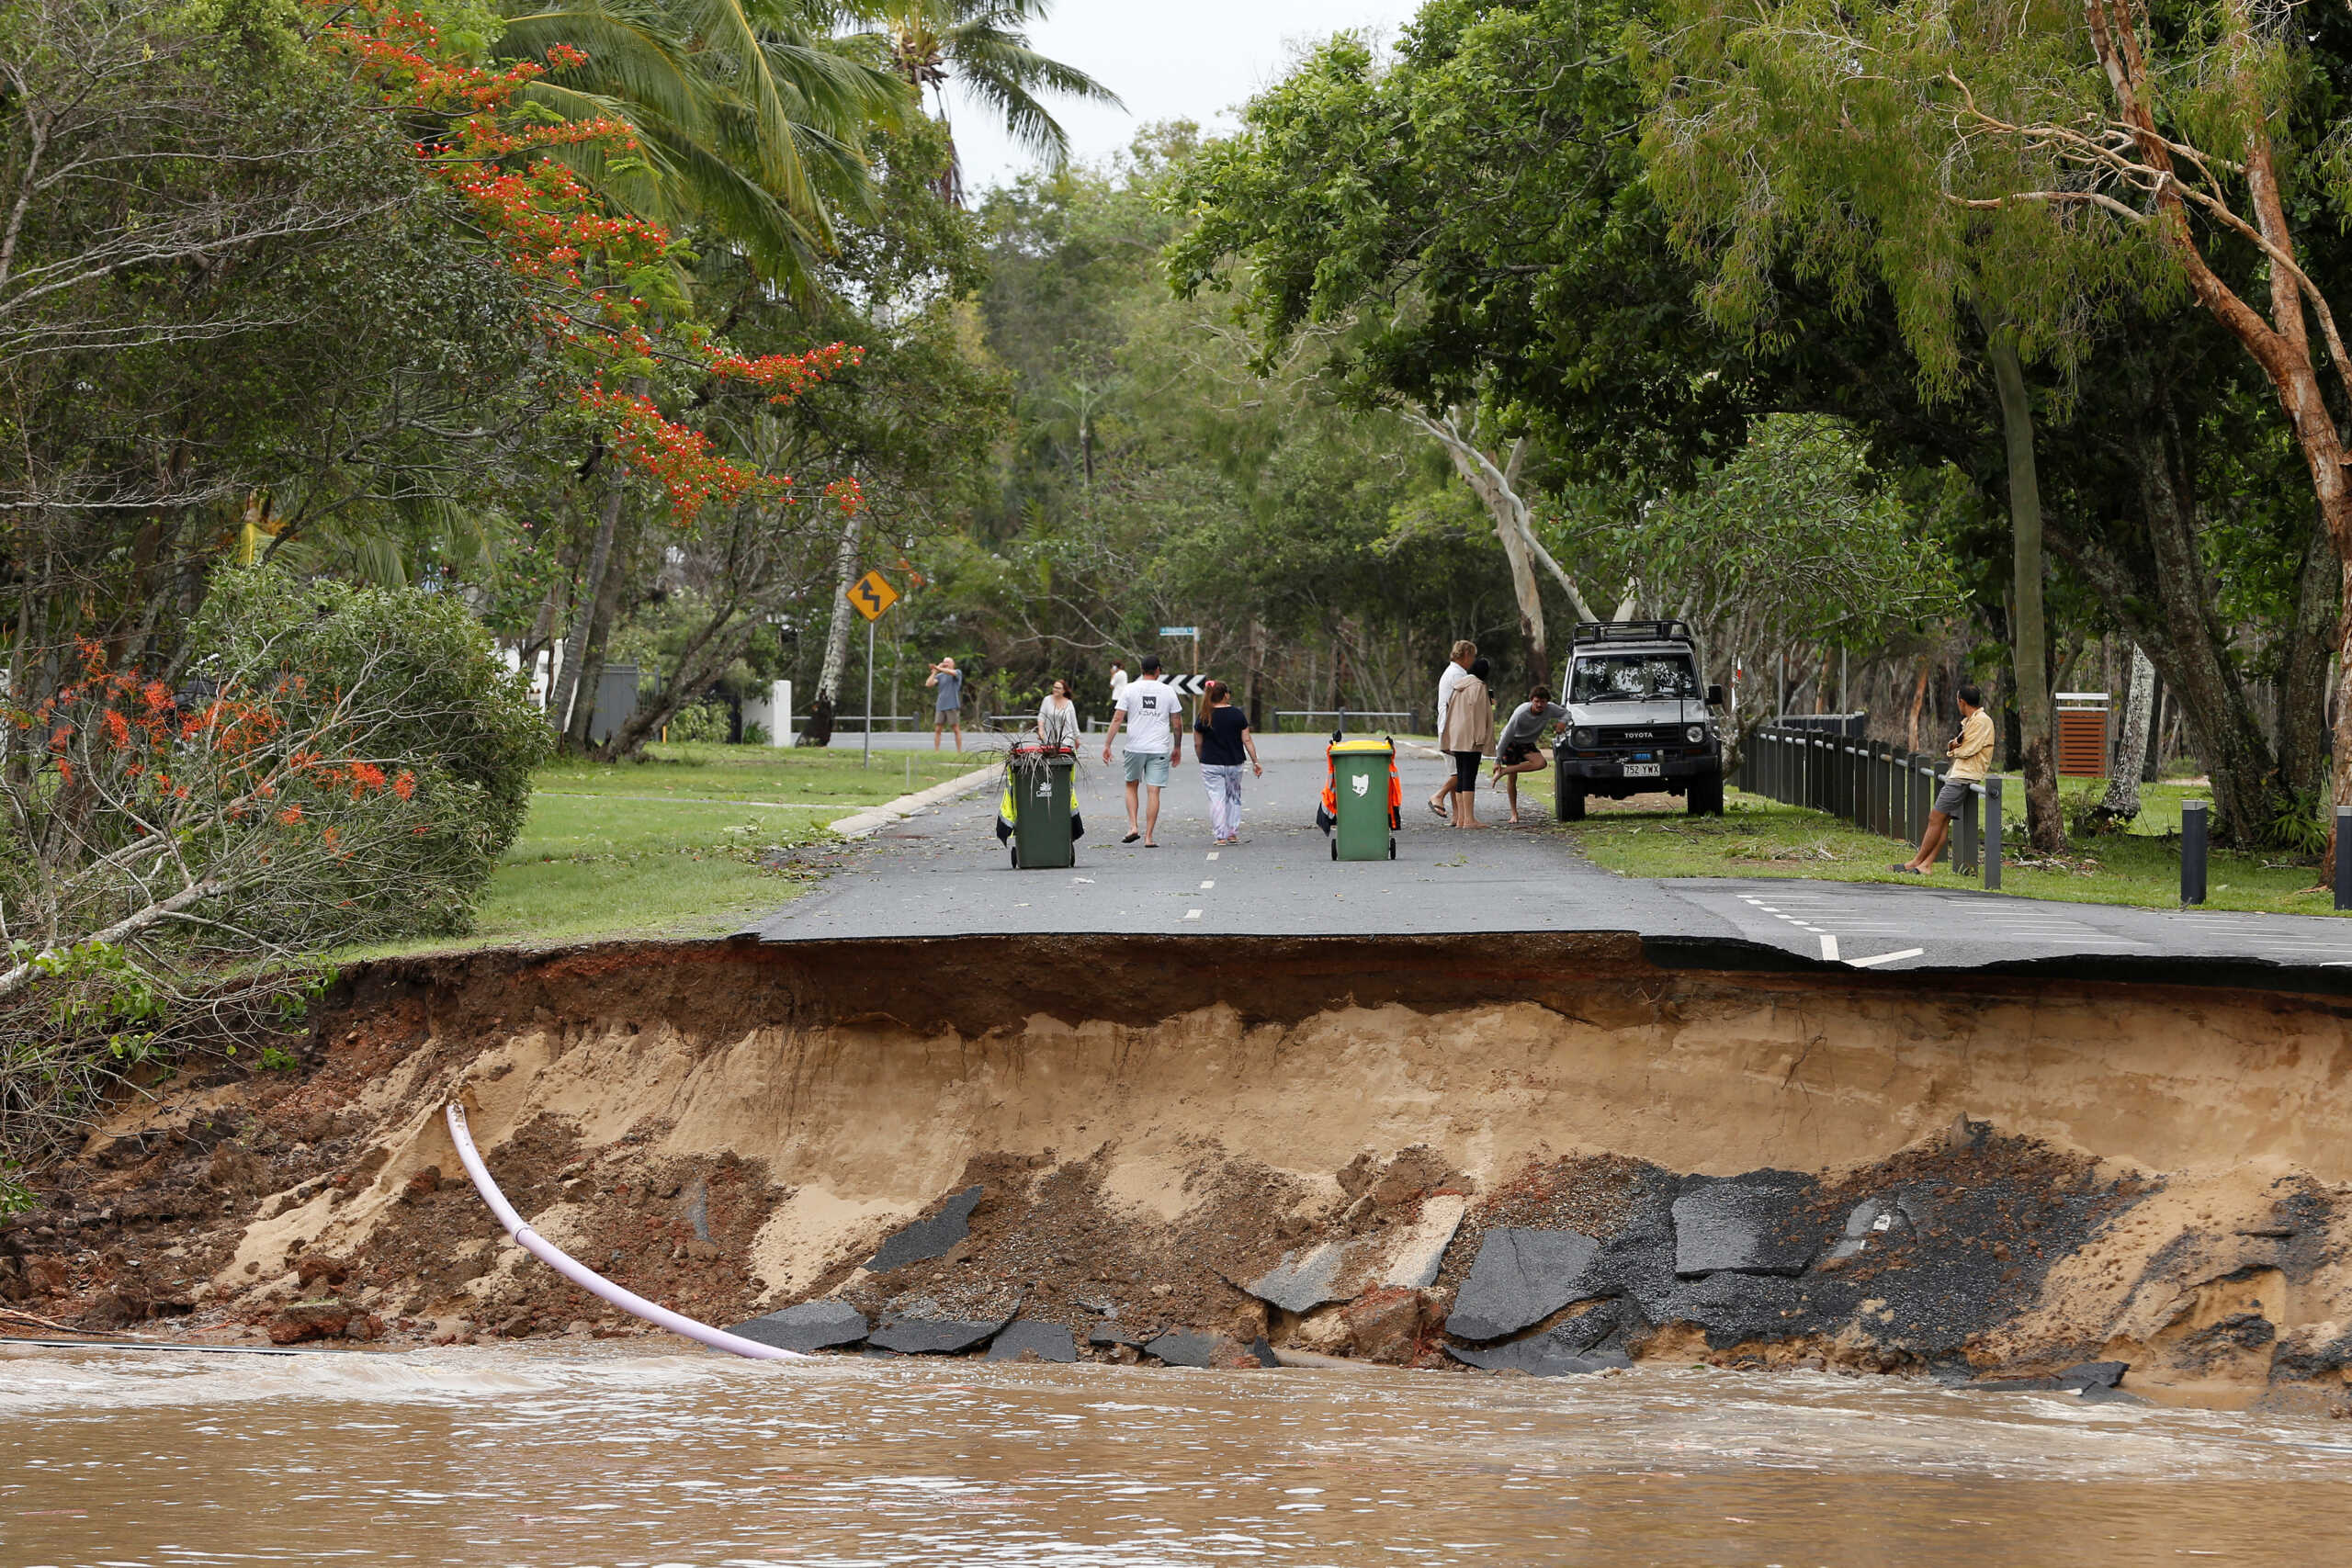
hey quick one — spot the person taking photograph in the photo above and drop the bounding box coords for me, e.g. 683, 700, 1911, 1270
925, 656, 964, 752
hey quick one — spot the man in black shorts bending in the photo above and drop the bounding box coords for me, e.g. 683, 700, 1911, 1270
1490, 686, 1562, 824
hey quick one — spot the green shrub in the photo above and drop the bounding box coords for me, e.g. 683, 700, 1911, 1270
188, 564, 551, 937
667, 700, 731, 744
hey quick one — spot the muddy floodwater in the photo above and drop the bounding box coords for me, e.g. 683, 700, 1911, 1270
6, 1347, 2352, 1567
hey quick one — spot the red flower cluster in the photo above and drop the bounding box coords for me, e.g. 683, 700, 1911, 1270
705, 342, 864, 405
315, 0, 868, 525
12, 643, 426, 835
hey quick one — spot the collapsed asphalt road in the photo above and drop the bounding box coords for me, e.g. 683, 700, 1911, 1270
19, 930, 2351, 1410
745, 732, 2352, 983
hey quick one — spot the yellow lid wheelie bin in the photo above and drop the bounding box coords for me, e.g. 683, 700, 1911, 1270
995, 743, 1081, 868
1317, 737, 1400, 861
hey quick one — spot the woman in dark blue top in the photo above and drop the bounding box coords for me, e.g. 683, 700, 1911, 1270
1193, 681, 1261, 843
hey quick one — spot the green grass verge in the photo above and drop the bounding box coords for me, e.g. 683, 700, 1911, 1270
1559, 784, 2344, 918
345, 741, 989, 956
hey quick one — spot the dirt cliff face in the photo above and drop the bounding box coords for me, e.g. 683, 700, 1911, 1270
5, 935, 2350, 1411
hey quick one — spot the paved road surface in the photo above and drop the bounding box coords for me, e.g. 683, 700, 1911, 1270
742, 734, 2352, 982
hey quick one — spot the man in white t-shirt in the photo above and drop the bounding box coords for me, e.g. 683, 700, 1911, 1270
1101, 654, 1183, 846
1429, 638, 1476, 819
1109, 660, 1128, 707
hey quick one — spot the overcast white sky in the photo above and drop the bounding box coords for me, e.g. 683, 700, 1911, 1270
949, 0, 1419, 195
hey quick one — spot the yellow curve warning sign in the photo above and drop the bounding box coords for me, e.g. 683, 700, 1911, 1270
847, 570, 899, 621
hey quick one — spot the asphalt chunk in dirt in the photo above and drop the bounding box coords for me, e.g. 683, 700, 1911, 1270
1444, 1229, 1603, 1341
729, 1299, 867, 1353
987, 1319, 1078, 1362
865, 1186, 983, 1272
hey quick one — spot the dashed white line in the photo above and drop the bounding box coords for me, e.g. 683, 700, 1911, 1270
1183, 909, 1202, 921
1819, 934, 1840, 962
1849, 948, 1926, 968
1205, 852, 1219, 862
1200, 880, 1216, 890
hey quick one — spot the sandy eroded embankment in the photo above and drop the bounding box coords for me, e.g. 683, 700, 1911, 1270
6, 934, 2351, 1410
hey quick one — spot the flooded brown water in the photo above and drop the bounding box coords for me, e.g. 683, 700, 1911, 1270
6, 1346, 2352, 1565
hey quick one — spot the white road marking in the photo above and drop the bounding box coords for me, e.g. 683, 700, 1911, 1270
1205, 852, 1219, 861
1819, 934, 1840, 962
1183, 909, 1202, 920
1849, 948, 1926, 968
1200, 880, 1216, 890
1071, 877, 1093, 884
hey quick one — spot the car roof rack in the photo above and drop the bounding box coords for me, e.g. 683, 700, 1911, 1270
1570, 619, 1694, 646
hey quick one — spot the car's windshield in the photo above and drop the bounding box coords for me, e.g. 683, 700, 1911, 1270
1568, 652, 1700, 704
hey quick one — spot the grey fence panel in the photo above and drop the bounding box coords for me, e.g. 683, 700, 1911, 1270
588, 662, 641, 746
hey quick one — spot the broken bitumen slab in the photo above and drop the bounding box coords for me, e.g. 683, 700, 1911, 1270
1447, 1326, 1633, 1377
1087, 1322, 1154, 1348
866, 1304, 1016, 1355
1145, 1330, 1224, 1368
727, 1299, 868, 1353
1382, 1195, 1467, 1290
1444, 1228, 1602, 1341
865, 1185, 984, 1272
1143, 1330, 1276, 1369
1973, 1360, 2128, 1393
1671, 1175, 1822, 1278
986, 1320, 1078, 1362
1244, 1240, 1356, 1314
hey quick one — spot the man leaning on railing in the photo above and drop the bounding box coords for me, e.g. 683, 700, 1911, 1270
1893, 683, 1993, 876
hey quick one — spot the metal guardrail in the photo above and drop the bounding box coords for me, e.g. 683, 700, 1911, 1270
1737, 725, 2005, 887
1272, 709, 1417, 733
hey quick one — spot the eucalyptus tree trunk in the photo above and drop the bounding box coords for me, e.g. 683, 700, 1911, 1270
797, 508, 864, 748
548, 480, 624, 739
2099, 645, 2156, 822
1986, 331, 2065, 853
1402, 407, 1600, 694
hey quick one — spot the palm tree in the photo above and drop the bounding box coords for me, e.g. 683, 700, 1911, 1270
845, 0, 1122, 199
497, 0, 911, 288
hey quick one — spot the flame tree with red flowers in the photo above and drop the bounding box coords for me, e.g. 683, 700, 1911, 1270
0, 570, 552, 1207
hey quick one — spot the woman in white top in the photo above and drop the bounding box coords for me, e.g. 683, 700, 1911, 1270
1035, 677, 1080, 748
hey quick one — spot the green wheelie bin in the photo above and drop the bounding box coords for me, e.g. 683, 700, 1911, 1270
1000, 742, 1080, 869
1320, 737, 1399, 861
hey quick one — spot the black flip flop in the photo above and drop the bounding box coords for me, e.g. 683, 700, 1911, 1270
1122, 831, 1141, 844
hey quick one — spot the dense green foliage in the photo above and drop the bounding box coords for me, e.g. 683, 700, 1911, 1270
190, 566, 552, 932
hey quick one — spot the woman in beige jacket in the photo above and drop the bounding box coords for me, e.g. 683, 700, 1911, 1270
1440, 657, 1495, 828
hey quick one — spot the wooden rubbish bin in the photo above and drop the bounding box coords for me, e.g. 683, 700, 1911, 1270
2055, 692, 2109, 778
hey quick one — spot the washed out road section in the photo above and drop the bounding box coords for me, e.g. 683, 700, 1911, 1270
743, 734, 2352, 980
